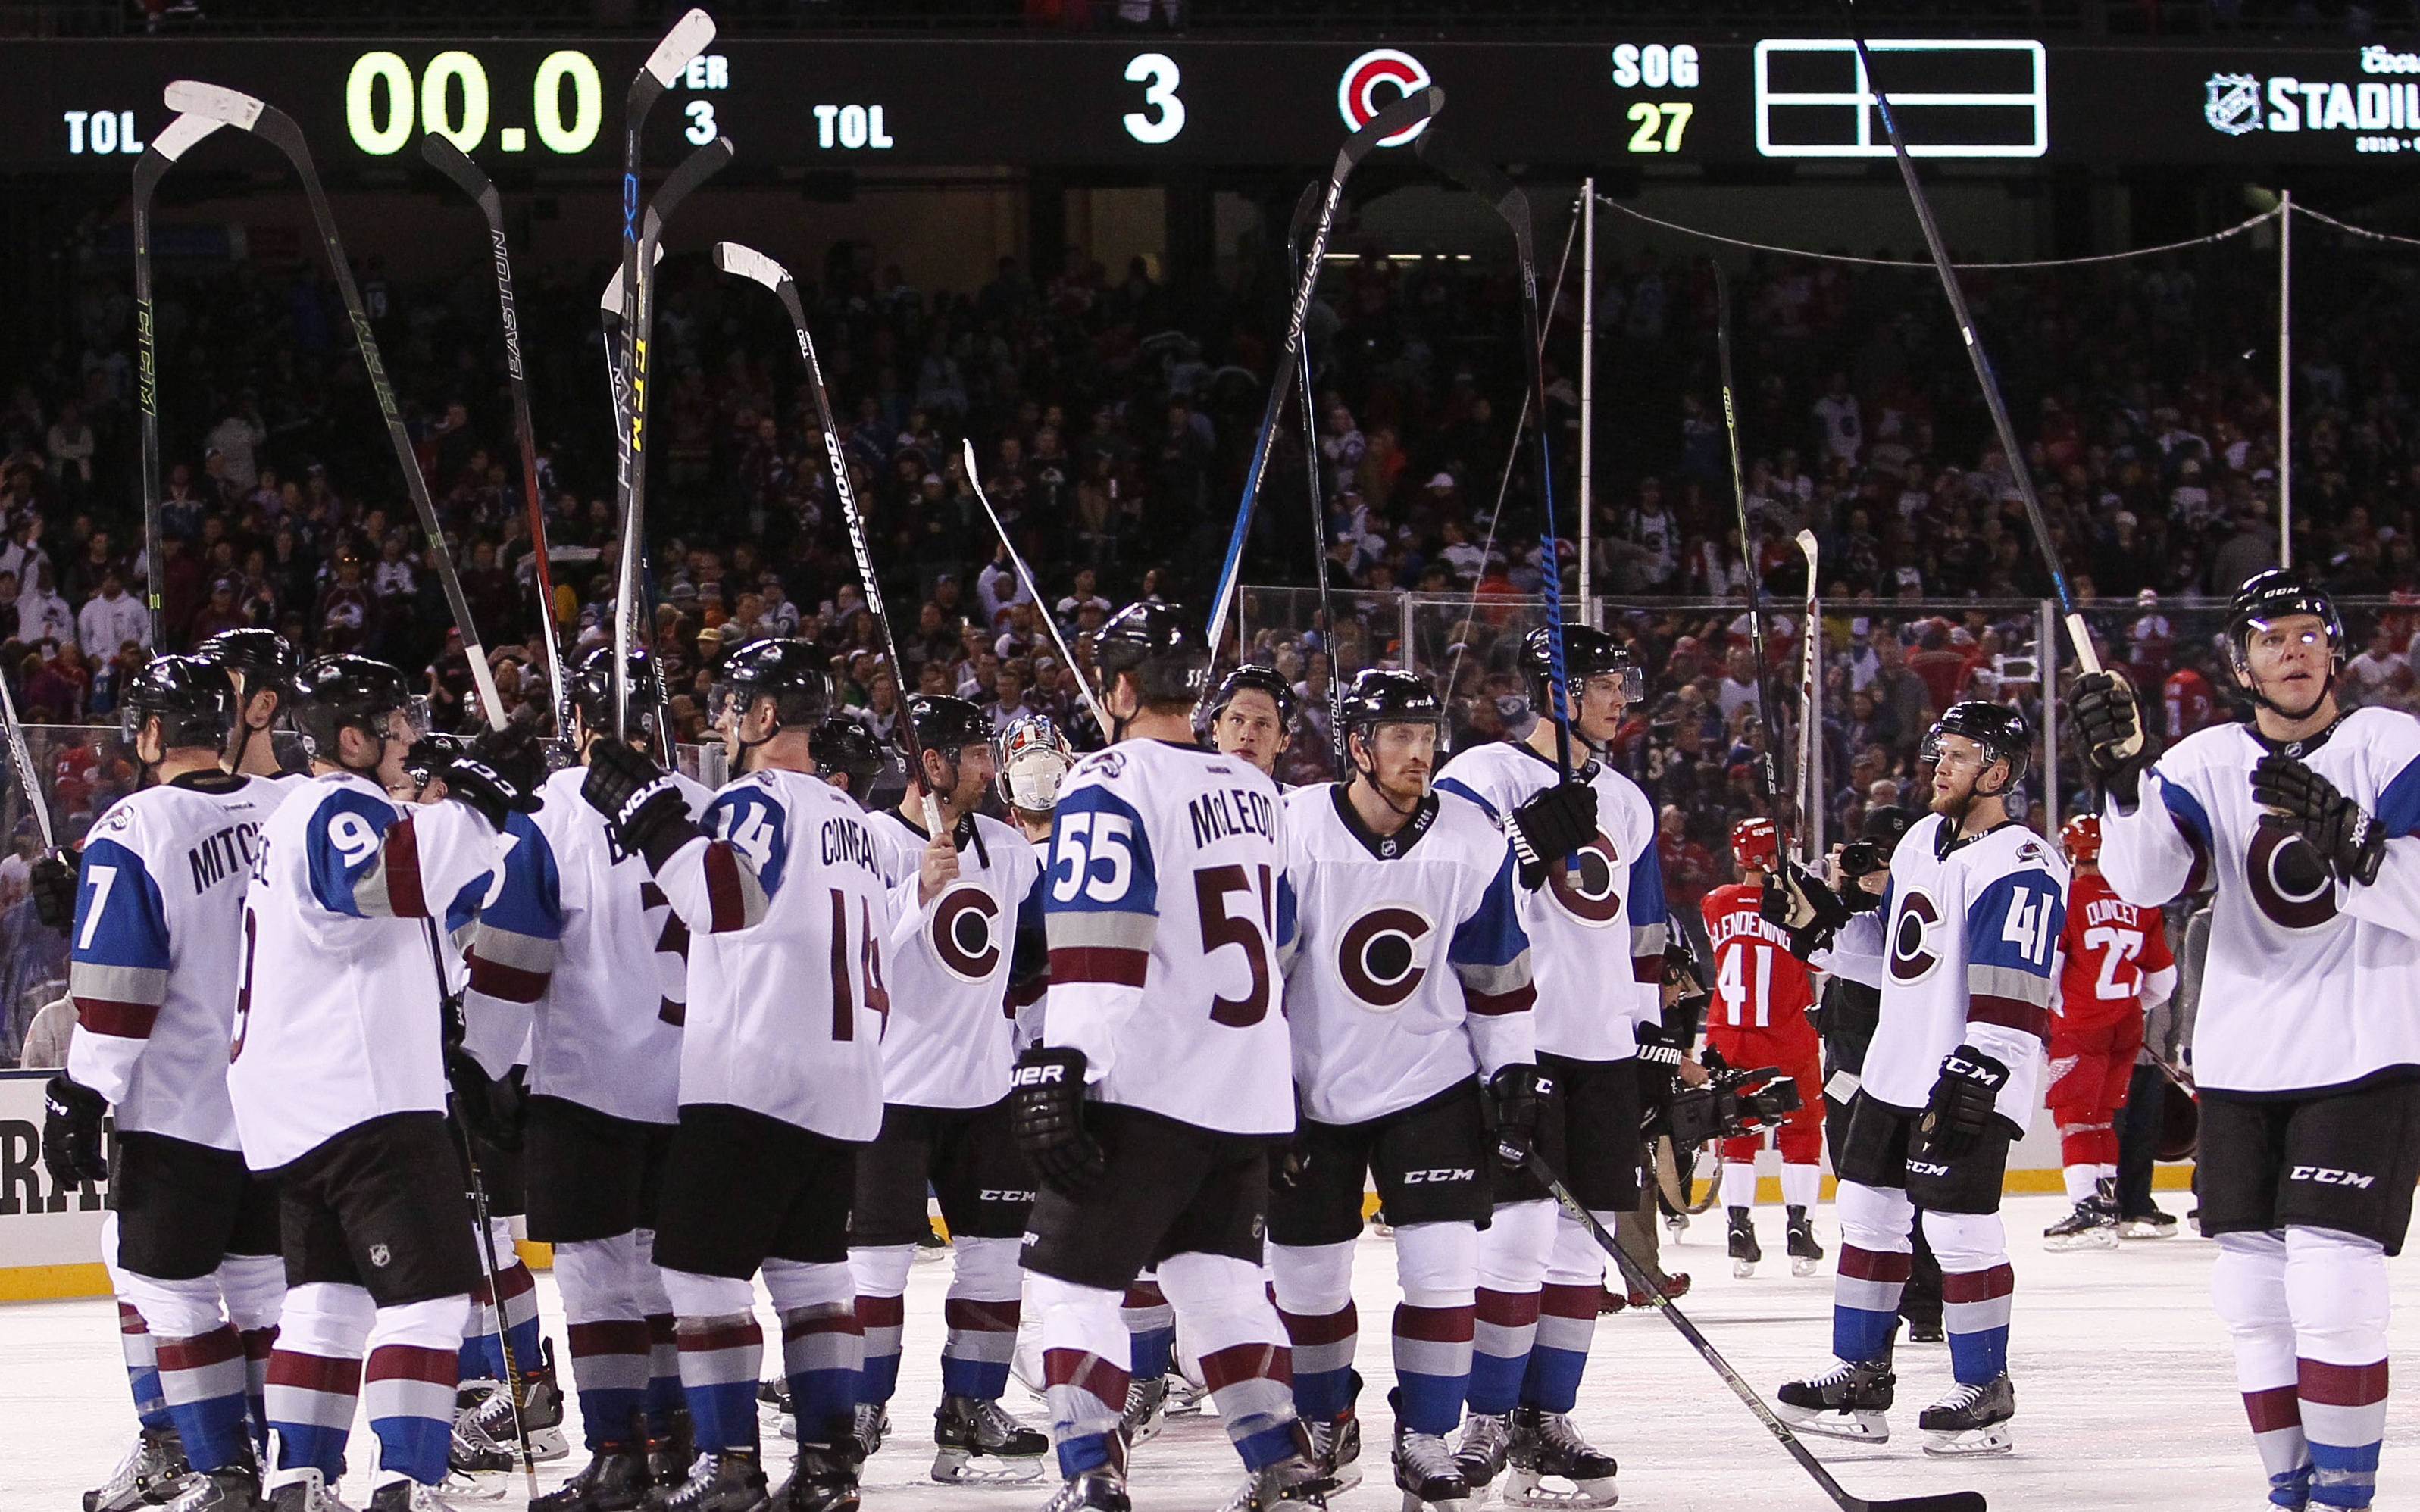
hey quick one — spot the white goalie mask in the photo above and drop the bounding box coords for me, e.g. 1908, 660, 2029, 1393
996, 714, 1075, 814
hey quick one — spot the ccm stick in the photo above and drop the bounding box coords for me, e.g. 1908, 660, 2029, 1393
1534, 1153, 1987, 1512
959, 439, 1113, 742
1202, 86, 1442, 670
164, 81, 506, 729
132, 112, 227, 649
711, 241, 944, 835
1714, 261, 1790, 815
1284, 182, 1348, 759
417, 133, 573, 742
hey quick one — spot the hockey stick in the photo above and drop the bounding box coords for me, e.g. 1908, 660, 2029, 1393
1714, 261, 1788, 815
1837, 7, 2096, 679
711, 241, 943, 834
1532, 1152, 1986, 1512
0, 636, 55, 851
1796, 528, 1824, 862
610, 129, 733, 741
958, 439, 1113, 743
1202, 86, 1443, 669
417, 133, 573, 745
162, 81, 507, 730
132, 112, 225, 651
1283, 182, 1347, 761
1412, 131, 1574, 781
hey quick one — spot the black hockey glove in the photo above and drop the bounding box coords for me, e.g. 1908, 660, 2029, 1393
446, 1050, 528, 1154
1509, 779, 1598, 890
1010, 1045, 1106, 1195
581, 739, 702, 870
1632, 1018, 1687, 1073
2253, 753, 2388, 888
1480, 1063, 1551, 1171
442, 723, 547, 831
30, 850, 77, 933
1917, 1043, 2010, 1162
42, 1073, 107, 1188
2070, 670, 2152, 807
1761, 859, 1850, 957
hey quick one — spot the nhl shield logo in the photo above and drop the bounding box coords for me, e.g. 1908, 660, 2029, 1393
367, 1242, 392, 1268
2205, 73, 2263, 136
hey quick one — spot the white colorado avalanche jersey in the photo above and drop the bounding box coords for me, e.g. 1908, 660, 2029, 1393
655, 767, 896, 1142
1434, 742, 1667, 1061
65, 773, 273, 1151
1817, 816, 2068, 1129
2101, 708, 2420, 1097
1282, 783, 1536, 1126
867, 809, 1043, 1111
228, 773, 510, 1170
1043, 739, 1297, 1137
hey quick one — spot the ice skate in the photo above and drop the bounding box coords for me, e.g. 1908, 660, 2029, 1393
433, 1470, 505, 1504
89, 1424, 190, 1512
530, 1445, 652, 1512
1622, 1271, 1689, 1309
1038, 1467, 1129, 1512
931, 1395, 1047, 1485
1215, 1451, 1332, 1512
1302, 1372, 1362, 1493
1774, 1359, 1894, 1442
1118, 1374, 1168, 1448
648, 1449, 771, 1512
1727, 1206, 1761, 1279
263, 1464, 356, 1512
648, 1408, 696, 1489
2118, 1209, 2178, 1240
1918, 1373, 2015, 1457
1904, 1317, 1945, 1345
1451, 1412, 1512, 1489
849, 1404, 889, 1461
366, 1474, 495, 1512
1502, 1407, 1617, 1509
164, 1458, 262, 1512
1785, 1207, 1824, 1279
455, 1347, 569, 1463
771, 1442, 859, 1512
1392, 1420, 1471, 1512
1165, 1370, 1209, 1416
2043, 1195, 2119, 1251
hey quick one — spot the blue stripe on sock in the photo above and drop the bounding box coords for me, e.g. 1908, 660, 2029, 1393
371, 1409, 452, 1485
2309, 1440, 2381, 1509
503, 1318, 542, 1381
940, 1356, 1010, 1400
1233, 1421, 1302, 1471
459, 1333, 499, 1383
787, 1367, 861, 1445
271, 1420, 349, 1481
166, 1390, 250, 1474
1056, 1430, 1115, 1477
1518, 1345, 1587, 1415
1832, 1304, 1897, 1367
1946, 1324, 2009, 1386
129, 1365, 171, 1432
1127, 1326, 1174, 1382
858, 1348, 902, 1406
1395, 1370, 1467, 1437
684, 1379, 760, 1454
577, 1385, 646, 1450
1293, 1364, 1354, 1423
645, 1373, 684, 1438
1466, 1348, 1527, 1415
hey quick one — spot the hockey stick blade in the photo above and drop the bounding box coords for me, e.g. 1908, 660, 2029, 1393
417, 132, 501, 217
1337, 85, 1442, 173
161, 79, 264, 130
641, 136, 734, 242
642, 9, 717, 89
598, 245, 665, 322
144, 113, 225, 168
1413, 130, 1533, 269
712, 239, 784, 292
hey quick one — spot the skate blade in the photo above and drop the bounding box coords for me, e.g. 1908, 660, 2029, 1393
2042, 1231, 2119, 1252
1502, 1468, 1617, 1508
1731, 1258, 1756, 1279
2118, 1223, 2175, 1240
931, 1448, 1046, 1485
1790, 1257, 1821, 1279
1921, 1424, 2013, 1457
1773, 1404, 1890, 1443
440, 1470, 513, 1501
1402, 1491, 1474, 1512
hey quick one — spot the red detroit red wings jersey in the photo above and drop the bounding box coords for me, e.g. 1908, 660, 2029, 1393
2056, 870, 2173, 1030
1699, 882, 1818, 1060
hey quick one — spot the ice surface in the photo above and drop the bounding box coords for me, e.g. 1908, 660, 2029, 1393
8, 1193, 2416, 1510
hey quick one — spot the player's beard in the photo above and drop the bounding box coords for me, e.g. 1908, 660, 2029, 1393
1928, 767, 1976, 827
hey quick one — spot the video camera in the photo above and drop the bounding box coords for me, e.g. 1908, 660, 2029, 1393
1646, 1046, 1802, 1148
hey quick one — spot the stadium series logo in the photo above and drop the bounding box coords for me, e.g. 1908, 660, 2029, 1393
2205, 73, 2263, 135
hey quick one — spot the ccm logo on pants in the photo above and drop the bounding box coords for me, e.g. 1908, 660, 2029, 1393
1402, 1168, 1476, 1184
2289, 1165, 2376, 1189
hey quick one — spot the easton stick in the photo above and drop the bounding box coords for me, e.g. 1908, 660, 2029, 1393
1284, 180, 1348, 761
710, 240, 945, 834
1715, 261, 1790, 814
417, 133, 574, 744
1796, 527, 1823, 861
1837, 2, 2099, 677
1202, 85, 1442, 668
161, 81, 508, 729
1412, 129, 1576, 779
959, 439, 1114, 743
132, 112, 226, 651
1532, 1152, 1987, 1512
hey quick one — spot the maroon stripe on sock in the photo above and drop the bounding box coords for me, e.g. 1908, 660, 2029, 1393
1475, 1288, 1540, 1328
364, 1344, 457, 1387
2244, 1385, 2303, 1434
568, 1320, 652, 1360
242, 1327, 279, 1363
782, 1311, 859, 1343
855, 1295, 906, 1329
1940, 1264, 2015, 1304
1838, 1245, 1914, 1284
943, 1298, 1020, 1333
2299, 1358, 2390, 1408
1279, 1305, 1356, 1347
1394, 1304, 1475, 1344
493, 1264, 536, 1301
1043, 1348, 1130, 1404
119, 1303, 149, 1336
157, 1326, 245, 1372
1121, 1281, 1167, 1310
267, 1351, 363, 1395
1199, 1342, 1292, 1393
679, 1320, 763, 1355
1539, 1284, 1600, 1323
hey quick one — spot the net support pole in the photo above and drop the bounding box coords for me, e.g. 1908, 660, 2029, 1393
2279, 189, 2293, 570
1577, 180, 1596, 612
2040, 596, 2059, 835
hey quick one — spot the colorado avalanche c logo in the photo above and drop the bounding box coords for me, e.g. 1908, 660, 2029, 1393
1547, 833, 1624, 927
2246, 826, 2338, 929
930, 883, 1002, 982
1338, 906, 1434, 1010
1337, 48, 1434, 145
1889, 889, 1943, 982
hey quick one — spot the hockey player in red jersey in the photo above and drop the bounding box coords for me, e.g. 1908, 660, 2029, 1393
2040, 814, 2175, 1252
1700, 817, 1827, 1279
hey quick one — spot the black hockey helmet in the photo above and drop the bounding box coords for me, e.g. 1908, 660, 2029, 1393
569, 644, 666, 736
1208, 664, 1298, 727
1920, 700, 2031, 787
902, 694, 990, 758
1519, 623, 1644, 708
810, 716, 884, 798
196, 627, 299, 703
711, 637, 829, 733
291, 654, 424, 762
403, 732, 468, 789
1338, 667, 1443, 739
120, 653, 236, 752
2226, 567, 2345, 714
1094, 601, 1212, 706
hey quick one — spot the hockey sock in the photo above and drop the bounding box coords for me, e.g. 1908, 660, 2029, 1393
1271, 1240, 1359, 1423
241, 1327, 277, 1454
1158, 1251, 1299, 1470
940, 1236, 1022, 1402
673, 1312, 764, 1454
1120, 1273, 1176, 1382
1718, 1154, 1759, 1210
1391, 1223, 1477, 1437
157, 1326, 251, 1474
495, 1239, 543, 1385
460, 1273, 499, 1385
364, 1295, 472, 1485
266, 1282, 374, 1481
1470, 1199, 1552, 1415
636, 1234, 683, 1439
2215, 1232, 2310, 1506
1031, 1273, 1130, 1477
116, 1301, 174, 1433
1833, 1182, 1915, 1364
768, 1260, 862, 1448
849, 1244, 915, 1407
1926, 1210, 2014, 1386
554, 1237, 649, 1450
2060, 1161, 2100, 1204
2286, 1227, 2391, 1510
215, 1253, 285, 1456
1780, 1163, 1822, 1212
1519, 1213, 1612, 1414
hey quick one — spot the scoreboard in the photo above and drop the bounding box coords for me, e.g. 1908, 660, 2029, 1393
19, 35, 2420, 176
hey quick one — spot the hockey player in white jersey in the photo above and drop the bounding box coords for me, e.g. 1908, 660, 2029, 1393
1765, 700, 2065, 1457
227, 655, 548, 1512
809, 717, 886, 805
849, 694, 1050, 1483
1208, 665, 1295, 780
1271, 668, 1539, 1512
2078, 569, 2420, 1511
1012, 601, 1317, 1512
578, 637, 893, 1512
41, 658, 285, 1512
1430, 624, 1662, 1507
198, 629, 308, 791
